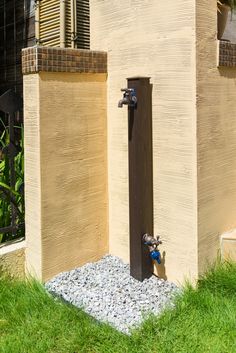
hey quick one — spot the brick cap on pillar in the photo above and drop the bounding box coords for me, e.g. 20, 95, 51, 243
218, 40, 236, 67
22, 46, 107, 75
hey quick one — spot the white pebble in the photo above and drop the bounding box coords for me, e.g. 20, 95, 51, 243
45, 255, 179, 334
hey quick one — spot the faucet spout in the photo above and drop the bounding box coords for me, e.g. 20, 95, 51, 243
118, 99, 124, 108
118, 88, 137, 108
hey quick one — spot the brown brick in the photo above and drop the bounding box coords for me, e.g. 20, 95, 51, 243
219, 41, 236, 67
22, 46, 108, 74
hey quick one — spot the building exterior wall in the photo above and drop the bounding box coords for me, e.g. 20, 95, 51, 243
0, 240, 25, 278
21, 1, 236, 284
90, 0, 198, 282
24, 73, 42, 278
24, 69, 108, 281
196, 1, 236, 273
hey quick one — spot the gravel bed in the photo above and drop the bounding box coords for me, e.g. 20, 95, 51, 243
45, 255, 179, 334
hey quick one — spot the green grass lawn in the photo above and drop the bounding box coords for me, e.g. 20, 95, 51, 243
0, 261, 236, 353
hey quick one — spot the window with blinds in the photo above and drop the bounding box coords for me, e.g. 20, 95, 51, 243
76, 0, 90, 49
39, 0, 90, 49
39, 0, 60, 47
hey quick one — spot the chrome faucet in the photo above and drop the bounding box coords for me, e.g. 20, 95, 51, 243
118, 88, 137, 108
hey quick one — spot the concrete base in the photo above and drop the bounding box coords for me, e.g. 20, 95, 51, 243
221, 230, 236, 261
0, 239, 25, 277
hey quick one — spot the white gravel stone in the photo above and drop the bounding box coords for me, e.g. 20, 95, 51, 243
45, 255, 179, 334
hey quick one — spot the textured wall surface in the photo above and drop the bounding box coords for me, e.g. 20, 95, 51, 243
23, 1, 236, 284
0, 241, 25, 278
24, 72, 108, 281
90, 0, 197, 282
221, 230, 236, 261
196, 1, 236, 273
24, 74, 42, 278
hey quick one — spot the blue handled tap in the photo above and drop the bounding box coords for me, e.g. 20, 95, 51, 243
150, 250, 161, 264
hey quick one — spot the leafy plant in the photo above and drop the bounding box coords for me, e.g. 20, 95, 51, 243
218, 0, 236, 11
0, 118, 24, 243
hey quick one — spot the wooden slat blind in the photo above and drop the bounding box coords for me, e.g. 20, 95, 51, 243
39, 0, 90, 49
39, 0, 60, 47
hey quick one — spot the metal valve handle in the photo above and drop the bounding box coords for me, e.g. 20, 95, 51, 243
121, 88, 135, 92
142, 233, 162, 247
143, 233, 162, 264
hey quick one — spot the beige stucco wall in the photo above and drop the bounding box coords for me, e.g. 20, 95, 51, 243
24, 72, 108, 281
196, 1, 236, 273
22, 1, 236, 284
0, 241, 25, 278
24, 74, 42, 278
90, 0, 198, 282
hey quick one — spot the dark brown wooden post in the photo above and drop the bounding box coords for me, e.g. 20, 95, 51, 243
128, 77, 153, 281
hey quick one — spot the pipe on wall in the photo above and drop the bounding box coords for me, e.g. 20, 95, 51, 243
60, 0, 66, 48
35, 0, 40, 44
71, 0, 77, 48
71, 0, 75, 48
74, 0, 77, 48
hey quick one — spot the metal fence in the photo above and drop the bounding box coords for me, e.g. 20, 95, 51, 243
0, 89, 24, 243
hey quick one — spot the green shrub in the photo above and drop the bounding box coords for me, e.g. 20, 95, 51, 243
0, 118, 24, 243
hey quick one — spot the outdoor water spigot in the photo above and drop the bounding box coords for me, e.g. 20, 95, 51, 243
143, 233, 162, 264
142, 233, 162, 247
118, 88, 137, 108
